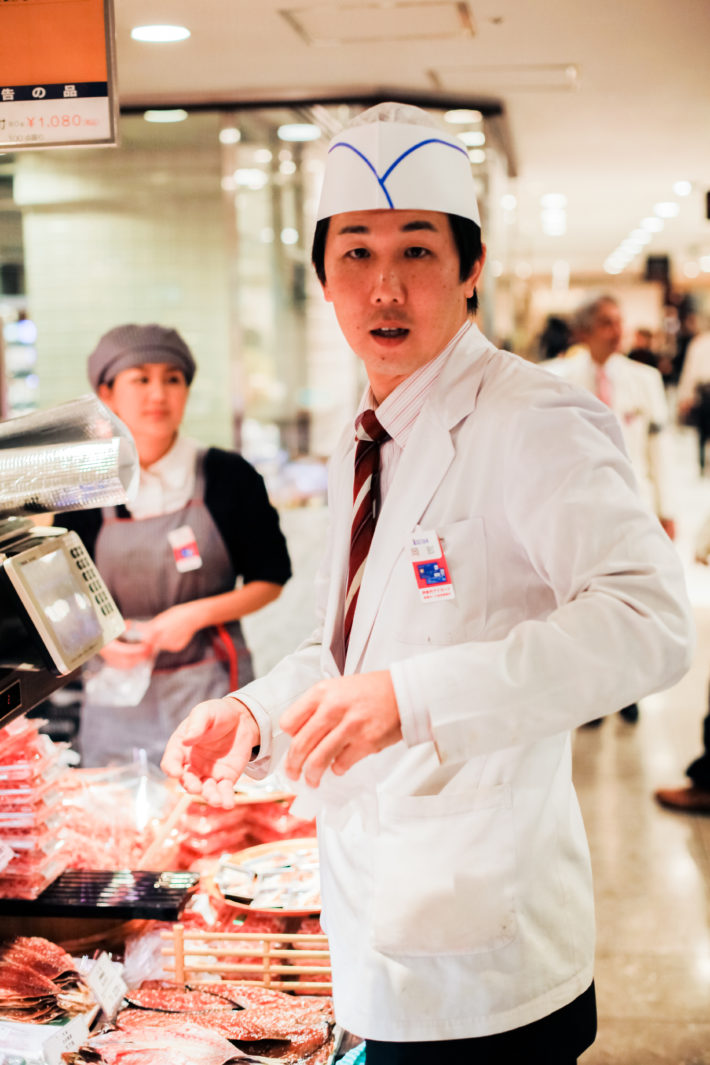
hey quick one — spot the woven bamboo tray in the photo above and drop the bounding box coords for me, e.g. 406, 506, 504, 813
160, 923, 332, 993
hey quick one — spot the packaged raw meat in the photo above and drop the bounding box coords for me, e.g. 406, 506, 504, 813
0, 734, 66, 787
0, 715, 45, 761
215, 840, 321, 914
0, 799, 63, 829
0, 777, 60, 812
0, 852, 67, 898
56, 760, 184, 871
0, 834, 65, 871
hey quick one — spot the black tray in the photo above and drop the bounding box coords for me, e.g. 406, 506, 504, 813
0, 869, 199, 919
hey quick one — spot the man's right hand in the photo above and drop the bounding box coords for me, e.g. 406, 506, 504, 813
160, 697, 260, 808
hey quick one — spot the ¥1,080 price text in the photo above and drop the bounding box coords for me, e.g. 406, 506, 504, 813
25, 113, 99, 128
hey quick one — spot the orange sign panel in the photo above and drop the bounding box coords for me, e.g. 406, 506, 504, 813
0, 0, 108, 84
0, 0, 117, 149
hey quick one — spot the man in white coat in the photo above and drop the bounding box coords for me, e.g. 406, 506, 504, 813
546, 295, 675, 541
162, 103, 693, 1064
545, 295, 678, 726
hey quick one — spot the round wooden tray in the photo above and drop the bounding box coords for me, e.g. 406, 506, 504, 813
186, 787, 296, 807
210, 837, 320, 917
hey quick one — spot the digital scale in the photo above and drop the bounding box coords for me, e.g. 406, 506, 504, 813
0, 516, 124, 728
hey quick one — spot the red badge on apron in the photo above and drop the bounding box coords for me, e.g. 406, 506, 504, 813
167, 524, 203, 572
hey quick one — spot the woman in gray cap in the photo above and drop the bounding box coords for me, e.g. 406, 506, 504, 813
61, 322, 291, 767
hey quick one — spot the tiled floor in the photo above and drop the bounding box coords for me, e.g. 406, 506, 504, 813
575, 425, 710, 1064
244, 424, 710, 1064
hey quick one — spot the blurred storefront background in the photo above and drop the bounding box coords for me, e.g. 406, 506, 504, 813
0, 98, 708, 504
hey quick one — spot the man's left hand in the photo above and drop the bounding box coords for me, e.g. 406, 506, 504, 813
280, 671, 402, 787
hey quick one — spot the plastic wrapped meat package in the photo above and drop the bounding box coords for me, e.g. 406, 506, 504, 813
56, 760, 185, 871
0, 731, 188, 892
0, 717, 70, 898
176, 795, 316, 869
215, 842, 321, 912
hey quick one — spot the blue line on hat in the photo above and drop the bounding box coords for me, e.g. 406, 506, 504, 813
329, 137, 469, 209
381, 138, 469, 181
328, 142, 394, 206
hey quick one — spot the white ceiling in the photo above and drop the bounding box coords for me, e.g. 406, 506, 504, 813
113, 0, 710, 282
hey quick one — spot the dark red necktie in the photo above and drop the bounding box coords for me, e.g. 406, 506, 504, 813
343, 409, 390, 656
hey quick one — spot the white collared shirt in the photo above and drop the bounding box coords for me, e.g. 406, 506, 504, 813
352, 319, 472, 747
127, 434, 199, 519
355, 319, 472, 501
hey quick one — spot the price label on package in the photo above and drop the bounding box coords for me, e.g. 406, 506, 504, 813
43, 1013, 90, 1065
85, 951, 127, 1020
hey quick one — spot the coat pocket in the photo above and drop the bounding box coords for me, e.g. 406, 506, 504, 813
392, 517, 488, 646
371, 786, 517, 957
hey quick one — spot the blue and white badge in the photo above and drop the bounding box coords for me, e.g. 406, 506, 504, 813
409, 528, 455, 601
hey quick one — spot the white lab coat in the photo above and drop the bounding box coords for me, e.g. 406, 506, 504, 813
544, 348, 674, 520
237, 324, 692, 1041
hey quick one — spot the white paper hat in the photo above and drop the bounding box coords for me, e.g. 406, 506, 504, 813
316, 102, 480, 226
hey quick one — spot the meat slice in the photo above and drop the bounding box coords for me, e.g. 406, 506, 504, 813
87, 1020, 237, 1064
0, 938, 79, 987
116, 1007, 271, 1042
0, 960, 59, 998
124, 980, 233, 1012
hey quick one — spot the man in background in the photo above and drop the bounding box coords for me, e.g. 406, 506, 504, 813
546, 295, 677, 725
547, 295, 675, 543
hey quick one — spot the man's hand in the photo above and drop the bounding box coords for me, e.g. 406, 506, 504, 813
160, 697, 260, 808
280, 671, 402, 787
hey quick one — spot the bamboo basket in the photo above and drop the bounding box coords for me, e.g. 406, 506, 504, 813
161, 923, 332, 993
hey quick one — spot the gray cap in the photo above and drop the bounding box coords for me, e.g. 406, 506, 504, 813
87, 323, 197, 390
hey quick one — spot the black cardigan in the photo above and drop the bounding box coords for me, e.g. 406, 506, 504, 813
58, 446, 292, 586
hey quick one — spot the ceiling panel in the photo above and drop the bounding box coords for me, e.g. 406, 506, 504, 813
280, 2, 475, 45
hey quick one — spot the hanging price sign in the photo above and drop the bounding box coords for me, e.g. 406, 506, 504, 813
0, 0, 118, 150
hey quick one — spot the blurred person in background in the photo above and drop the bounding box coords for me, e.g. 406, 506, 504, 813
655, 513, 710, 813
673, 299, 699, 387
546, 296, 675, 542
59, 323, 291, 767
161, 103, 693, 1065
676, 322, 710, 472
545, 295, 676, 725
627, 327, 676, 389
538, 314, 572, 361
626, 327, 658, 369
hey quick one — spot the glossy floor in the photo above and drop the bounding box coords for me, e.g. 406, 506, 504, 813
243, 424, 710, 1065
575, 426, 710, 1065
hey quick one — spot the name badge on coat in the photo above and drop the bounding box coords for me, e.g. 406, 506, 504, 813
167, 524, 203, 572
409, 528, 455, 601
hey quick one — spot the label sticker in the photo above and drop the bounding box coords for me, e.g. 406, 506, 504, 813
85, 952, 127, 1020
409, 528, 455, 601
43, 1013, 90, 1065
167, 524, 203, 572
